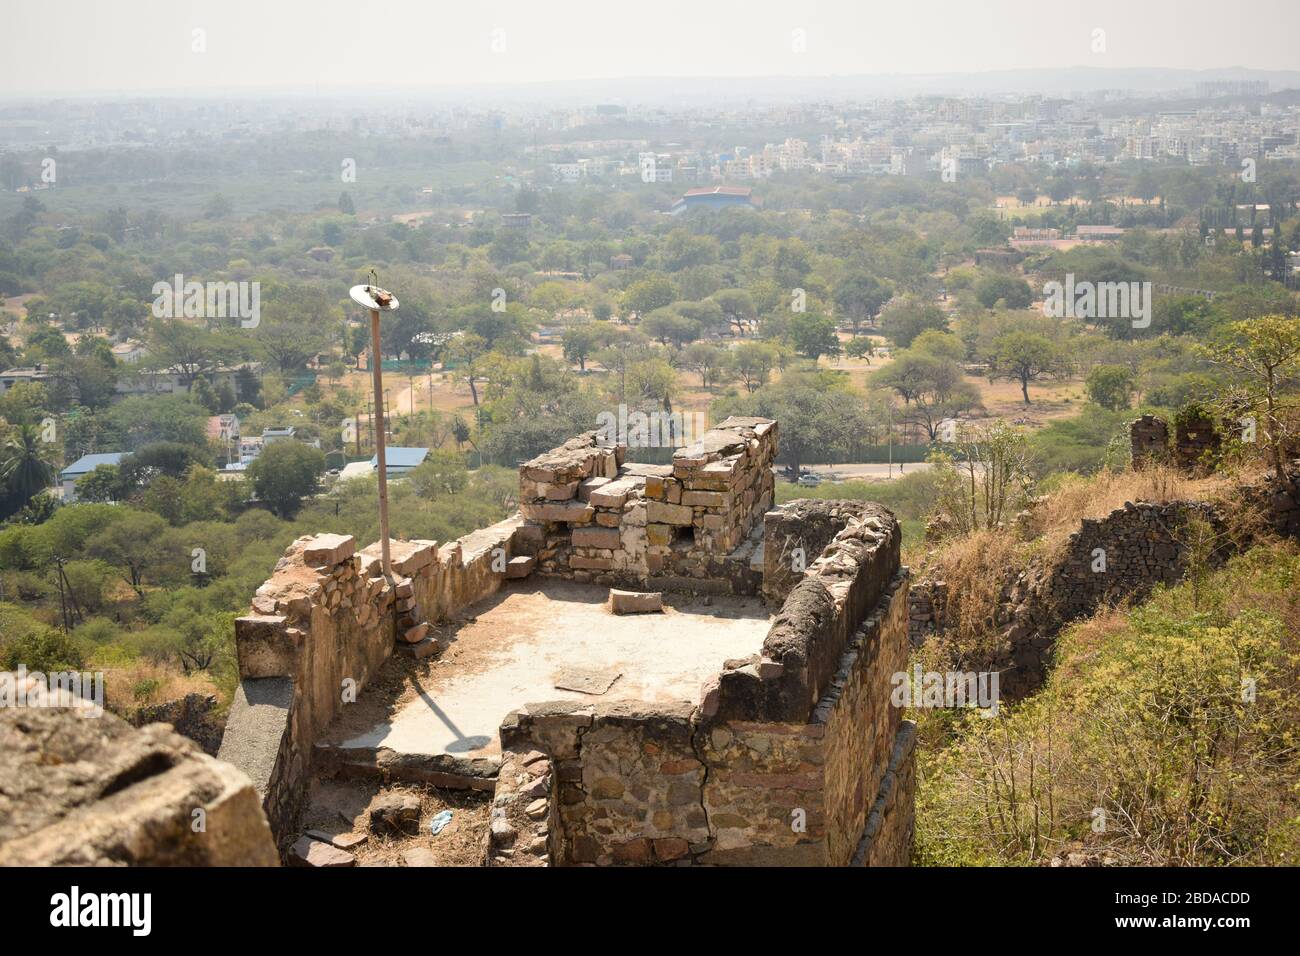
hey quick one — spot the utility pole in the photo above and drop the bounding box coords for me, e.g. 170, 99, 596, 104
351, 276, 400, 580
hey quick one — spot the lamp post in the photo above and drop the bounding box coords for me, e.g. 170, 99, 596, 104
350, 279, 399, 579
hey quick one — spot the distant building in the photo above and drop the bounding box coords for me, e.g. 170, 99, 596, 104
238, 436, 264, 465
110, 341, 147, 364
60, 452, 126, 502
670, 186, 757, 216
371, 447, 430, 477
609, 253, 634, 270
338, 447, 431, 482
0, 366, 54, 395
501, 213, 531, 229
550, 163, 582, 184
1075, 224, 1125, 242
206, 414, 241, 444
262, 427, 297, 444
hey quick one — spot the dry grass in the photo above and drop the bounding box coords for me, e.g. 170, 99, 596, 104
918, 529, 1022, 667
101, 659, 221, 714
1027, 464, 1229, 560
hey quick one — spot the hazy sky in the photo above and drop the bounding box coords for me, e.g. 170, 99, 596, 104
3, 0, 1298, 95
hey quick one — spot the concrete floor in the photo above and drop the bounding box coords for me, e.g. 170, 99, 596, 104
338, 579, 771, 759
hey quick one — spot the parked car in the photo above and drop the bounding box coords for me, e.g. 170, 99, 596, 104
797, 473, 823, 487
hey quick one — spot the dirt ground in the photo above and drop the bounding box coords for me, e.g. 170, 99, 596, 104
299, 776, 490, 867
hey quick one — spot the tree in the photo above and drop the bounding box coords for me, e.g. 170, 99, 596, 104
872, 352, 980, 440
880, 295, 949, 348
75, 464, 124, 503
1086, 364, 1135, 411
407, 449, 468, 500
789, 313, 841, 360
989, 332, 1068, 404
1202, 315, 1300, 475
338, 191, 356, 215
449, 333, 489, 405
730, 342, 779, 393
736, 370, 868, 476
85, 510, 180, 595
147, 319, 241, 387
255, 283, 332, 373
834, 273, 891, 335
622, 274, 676, 321
975, 274, 1034, 310
0, 424, 57, 518
932, 421, 1035, 534
246, 442, 325, 517
712, 289, 757, 337
846, 337, 876, 362
642, 307, 700, 348
681, 343, 727, 388
562, 324, 599, 371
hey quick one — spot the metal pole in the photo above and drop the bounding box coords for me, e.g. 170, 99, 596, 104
369, 308, 392, 579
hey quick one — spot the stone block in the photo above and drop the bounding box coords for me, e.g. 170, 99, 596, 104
290, 836, 355, 867
572, 526, 622, 549
520, 500, 595, 524
303, 533, 356, 567
234, 615, 298, 679
609, 589, 663, 614
647, 501, 693, 526
506, 555, 535, 578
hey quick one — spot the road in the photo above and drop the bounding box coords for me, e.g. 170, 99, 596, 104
775, 461, 935, 484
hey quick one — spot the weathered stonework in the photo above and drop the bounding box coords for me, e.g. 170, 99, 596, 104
219, 516, 527, 847
494, 503, 914, 867
1129, 414, 1169, 470
912, 500, 1232, 700
516, 417, 776, 595
0, 708, 278, 866
225, 419, 922, 868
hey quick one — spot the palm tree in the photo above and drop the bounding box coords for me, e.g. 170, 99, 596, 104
0, 425, 57, 511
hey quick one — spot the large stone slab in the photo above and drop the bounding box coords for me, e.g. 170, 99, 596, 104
0, 708, 278, 866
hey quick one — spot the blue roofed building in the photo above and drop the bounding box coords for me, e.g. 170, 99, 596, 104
670, 185, 757, 216
369, 446, 430, 477
60, 452, 127, 502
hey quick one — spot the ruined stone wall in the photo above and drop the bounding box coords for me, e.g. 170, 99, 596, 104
1174, 409, 1222, 473
762, 499, 878, 606
129, 693, 224, 756
516, 417, 776, 594
490, 502, 915, 867
218, 516, 524, 845
911, 500, 1231, 699
1129, 414, 1169, 469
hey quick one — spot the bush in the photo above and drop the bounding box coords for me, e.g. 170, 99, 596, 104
916, 542, 1300, 866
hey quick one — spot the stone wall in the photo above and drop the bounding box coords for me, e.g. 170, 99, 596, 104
762, 499, 878, 606
1174, 408, 1222, 473
1129, 414, 1169, 469
1, 707, 278, 865
129, 693, 224, 756
516, 417, 776, 594
912, 500, 1231, 699
490, 502, 915, 867
218, 516, 524, 846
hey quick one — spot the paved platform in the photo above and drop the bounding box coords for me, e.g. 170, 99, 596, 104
334, 580, 770, 760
